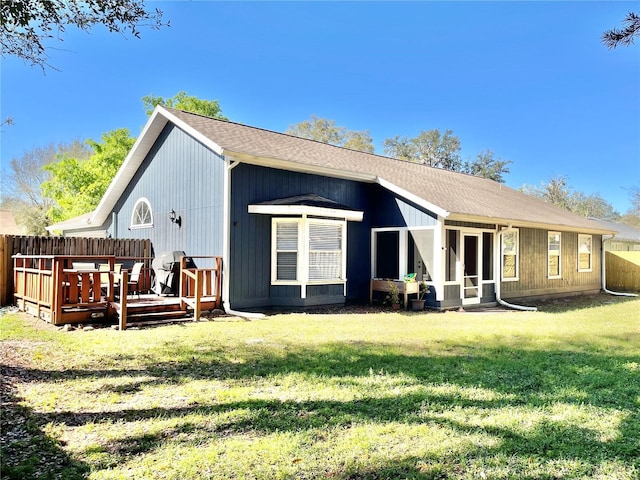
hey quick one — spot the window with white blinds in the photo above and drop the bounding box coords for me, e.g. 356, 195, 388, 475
275, 222, 298, 281
577, 234, 592, 272
308, 222, 342, 281
272, 218, 346, 285
548, 231, 562, 279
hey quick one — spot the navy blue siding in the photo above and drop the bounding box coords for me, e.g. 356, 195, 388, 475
229, 164, 373, 308
110, 124, 225, 264
371, 190, 438, 228
229, 164, 439, 309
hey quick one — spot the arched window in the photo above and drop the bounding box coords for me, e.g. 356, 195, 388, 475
130, 198, 153, 229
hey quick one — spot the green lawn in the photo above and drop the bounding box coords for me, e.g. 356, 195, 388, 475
1, 295, 639, 479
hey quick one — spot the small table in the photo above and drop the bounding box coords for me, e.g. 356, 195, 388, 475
370, 279, 420, 310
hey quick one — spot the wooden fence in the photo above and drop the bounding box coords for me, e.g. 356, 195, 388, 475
1, 235, 152, 306
606, 251, 640, 292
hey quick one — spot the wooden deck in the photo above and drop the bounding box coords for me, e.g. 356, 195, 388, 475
12, 254, 223, 330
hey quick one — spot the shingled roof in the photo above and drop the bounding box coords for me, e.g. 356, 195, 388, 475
165, 108, 611, 234
57, 106, 612, 234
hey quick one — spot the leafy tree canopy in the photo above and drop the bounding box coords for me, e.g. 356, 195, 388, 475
463, 149, 511, 184
384, 129, 511, 183
520, 175, 620, 220
602, 11, 640, 49
619, 185, 640, 227
287, 115, 375, 154
384, 129, 462, 171
42, 129, 135, 223
36, 92, 226, 225
142, 91, 227, 119
0, 0, 166, 69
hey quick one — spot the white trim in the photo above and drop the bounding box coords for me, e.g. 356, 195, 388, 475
249, 204, 363, 222
271, 216, 348, 297
89, 106, 225, 228
222, 157, 240, 310
376, 177, 450, 219
433, 219, 444, 301
447, 213, 613, 236
462, 232, 481, 305
577, 233, 593, 272
547, 231, 562, 279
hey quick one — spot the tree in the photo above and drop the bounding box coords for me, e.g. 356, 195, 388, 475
463, 149, 511, 184
620, 185, 640, 227
287, 115, 375, 153
36, 93, 225, 224
0, 141, 91, 234
142, 91, 227, 119
602, 12, 640, 49
520, 175, 620, 220
42, 129, 135, 223
1, 1, 166, 69
383, 129, 462, 170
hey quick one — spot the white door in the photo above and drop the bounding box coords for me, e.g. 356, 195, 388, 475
462, 234, 480, 305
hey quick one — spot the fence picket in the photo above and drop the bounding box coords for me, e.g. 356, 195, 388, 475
0, 235, 151, 306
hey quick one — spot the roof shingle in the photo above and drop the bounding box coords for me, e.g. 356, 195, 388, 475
166, 108, 611, 233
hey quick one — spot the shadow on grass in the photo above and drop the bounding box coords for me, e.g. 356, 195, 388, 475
0, 369, 90, 480
6, 341, 639, 476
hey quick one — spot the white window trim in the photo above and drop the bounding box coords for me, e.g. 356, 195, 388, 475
578, 234, 593, 272
271, 216, 347, 298
501, 229, 519, 282
130, 197, 153, 229
547, 231, 562, 279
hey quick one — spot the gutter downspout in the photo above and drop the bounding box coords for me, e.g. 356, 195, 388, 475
601, 235, 638, 298
495, 226, 538, 312
222, 158, 266, 319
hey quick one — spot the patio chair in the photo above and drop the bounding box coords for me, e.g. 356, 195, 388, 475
127, 262, 144, 298
99, 264, 123, 299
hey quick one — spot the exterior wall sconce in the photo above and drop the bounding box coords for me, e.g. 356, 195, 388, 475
169, 209, 182, 227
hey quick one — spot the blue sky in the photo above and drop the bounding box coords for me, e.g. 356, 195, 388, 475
2, 1, 639, 213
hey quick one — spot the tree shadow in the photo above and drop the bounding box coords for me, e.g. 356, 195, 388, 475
6, 341, 638, 475
0, 367, 90, 480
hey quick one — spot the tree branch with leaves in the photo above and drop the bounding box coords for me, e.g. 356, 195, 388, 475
0, 0, 167, 69
602, 11, 640, 49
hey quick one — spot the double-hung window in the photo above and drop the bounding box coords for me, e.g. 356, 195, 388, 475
501, 229, 519, 281
548, 231, 562, 279
272, 217, 346, 289
578, 234, 592, 272
308, 221, 343, 281
275, 221, 299, 281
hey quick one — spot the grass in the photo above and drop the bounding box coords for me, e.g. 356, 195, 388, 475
1, 294, 639, 479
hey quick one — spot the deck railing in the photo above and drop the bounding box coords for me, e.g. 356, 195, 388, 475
179, 256, 223, 320
13, 254, 153, 325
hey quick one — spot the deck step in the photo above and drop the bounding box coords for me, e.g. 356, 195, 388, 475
123, 309, 192, 322
124, 317, 195, 328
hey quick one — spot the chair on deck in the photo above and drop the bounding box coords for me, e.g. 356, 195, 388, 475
99, 264, 122, 299
127, 262, 144, 298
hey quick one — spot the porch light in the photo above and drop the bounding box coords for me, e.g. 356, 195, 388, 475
169, 209, 182, 227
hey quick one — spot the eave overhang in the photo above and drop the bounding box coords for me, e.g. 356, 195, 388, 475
446, 213, 617, 236
88, 106, 225, 228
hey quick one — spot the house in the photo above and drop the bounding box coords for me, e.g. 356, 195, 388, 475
47, 107, 614, 311
594, 219, 640, 252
